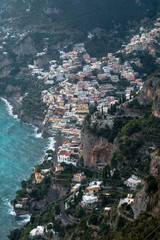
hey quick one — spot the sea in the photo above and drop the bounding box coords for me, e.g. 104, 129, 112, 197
0, 98, 55, 239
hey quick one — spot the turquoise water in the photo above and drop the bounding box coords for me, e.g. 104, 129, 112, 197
0, 98, 54, 239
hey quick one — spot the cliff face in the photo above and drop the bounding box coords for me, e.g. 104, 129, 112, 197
149, 150, 160, 216
14, 182, 69, 215
150, 150, 160, 177
133, 186, 149, 218
0, 56, 12, 78
139, 71, 160, 117
12, 37, 37, 56
133, 149, 160, 218
81, 129, 113, 167
35, 54, 50, 68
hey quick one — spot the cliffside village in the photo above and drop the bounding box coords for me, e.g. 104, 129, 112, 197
27, 18, 160, 136
11, 18, 160, 238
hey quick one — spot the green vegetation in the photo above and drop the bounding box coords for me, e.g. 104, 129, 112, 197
111, 114, 160, 178
114, 212, 160, 240
3, 0, 160, 58
22, 91, 47, 120
146, 175, 159, 196
85, 116, 132, 143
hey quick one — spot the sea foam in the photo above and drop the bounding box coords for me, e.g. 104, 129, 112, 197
0, 98, 18, 119
17, 214, 31, 225
34, 127, 43, 138
2, 198, 16, 216
47, 137, 56, 151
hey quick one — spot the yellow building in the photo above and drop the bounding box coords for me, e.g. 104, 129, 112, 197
35, 172, 44, 184
88, 185, 101, 193
76, 104, 89, 114
59, 100, 65, 107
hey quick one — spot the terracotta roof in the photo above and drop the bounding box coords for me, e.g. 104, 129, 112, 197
58, 150, 70, 156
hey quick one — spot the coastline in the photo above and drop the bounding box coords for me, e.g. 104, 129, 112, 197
6, 97, 51, 138
0, 96, 66, 213
1, 96, 66, 160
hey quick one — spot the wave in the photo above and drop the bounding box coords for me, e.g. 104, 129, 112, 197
17, 214, 31, 225
34, 127, 43, 138
47, 137, 56, 151
35, 132, 43, 138
3, 198, 31, 224
0, 98, 18, 119
2, 198, 16, 216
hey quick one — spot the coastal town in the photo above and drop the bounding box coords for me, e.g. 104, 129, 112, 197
8, 17, 160, 239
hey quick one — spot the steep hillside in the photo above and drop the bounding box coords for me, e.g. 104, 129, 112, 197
5, 0, 160, 29
139, 69, 160, 117
1, 0, 160, 56
8, 68, 160, 240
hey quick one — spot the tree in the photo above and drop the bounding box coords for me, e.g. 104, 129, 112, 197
55, 204, 61, 215
46, 149, 53, 154
88, 214, 98, 225
21, 180, 26, 189
46, 231, 53, 238
47, 223, 53, 230
146, 175, 158, 195
102, 165, 110, 185
77, 206, 84, 218
117, 216, 127, 229
8, 229, 22, 240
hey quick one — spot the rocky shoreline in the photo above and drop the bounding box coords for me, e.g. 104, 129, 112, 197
7, 97, 66, 153
7, 97, 52, 138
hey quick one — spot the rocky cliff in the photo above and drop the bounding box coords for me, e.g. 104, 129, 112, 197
133, 186, 149, 218
139, 71, 160, 117
133, 148, 160, 218
0, 56, 12, 78
12, 36, 37, 56
81, 129, 113, 168
13, 182, 69, 215
150, 149, 160, 177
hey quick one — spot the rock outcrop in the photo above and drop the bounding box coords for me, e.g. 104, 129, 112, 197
0, 56, 12, 78
13, 37, 37, 56
139, 71, 160, 117
133, 149, 160, 218
133, 186, 149, 218
81, 129, 113, 167
150, 149, 160, 177
13, 182, 69, 215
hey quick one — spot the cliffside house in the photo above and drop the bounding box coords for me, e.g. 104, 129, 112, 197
86, 181, 102, 193
35, 172, 45, 184
124, 175, 142, 189
57, 149, 77, 166
54, 164, 64, 173
73, 172, 86, 182
30, 226, 44, 237
58, 150, 70, 163
71, 183, 81, 192
82, 194, 98, 205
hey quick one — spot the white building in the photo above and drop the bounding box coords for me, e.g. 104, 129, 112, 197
15, 204, 22, 208
118, 194, 134, 208
82, 194, 98, 205
30, 226, 44, 237
83, 65, 92, 73
71, 183, 81, 192
124, 175, 142, 188
57, 150, 77, 166
58, 150, 70, 163
111, 75, 119, 82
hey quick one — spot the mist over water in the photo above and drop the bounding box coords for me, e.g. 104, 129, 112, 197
0, 98, 53, 239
